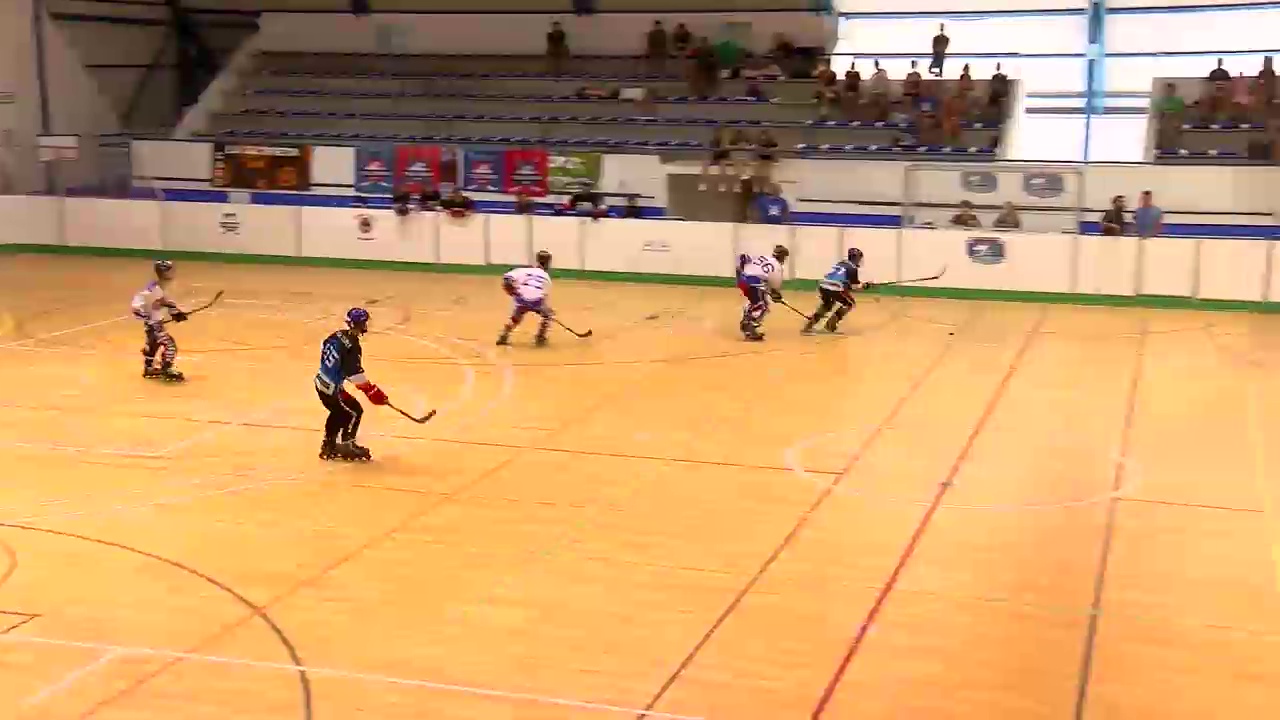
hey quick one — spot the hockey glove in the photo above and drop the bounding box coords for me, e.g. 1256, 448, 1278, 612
170, 310, 188, 323
768, 288, 784, 302
356, 382, 389, 406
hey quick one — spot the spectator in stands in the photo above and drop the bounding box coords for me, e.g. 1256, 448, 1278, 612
646, 21, 669, 72
440, 188, 475, 218
622, 195, 644, 218
752, 184, 789, 224
1101, 196, 1127, 236
690, 37, 720, 97
700, 127, 734, 191
672, 23, 693, 55
547, 21, 569, 74
941, 84, 966, 143
993, 202, 1021, 229
903, 61, 923, 108
715, 36, 747, 80
1232, 73, 1258, 122
1208, 58, 1231, 82
1154, 83, 1186, 151
754, 129, 779, 189
950, 201, 981, 228
562, 189, 607, 218
814, 61, 840, 117
869, 61, 890, 121
1135, 191, 1163, 239
1261, 57, 1276, 103
957, 64, 975, 107
930, 24, 949, 77
513, 191, 537, 215
986, 63, 1009, 122
840, 68, 862, 118
418, 186, 442, 211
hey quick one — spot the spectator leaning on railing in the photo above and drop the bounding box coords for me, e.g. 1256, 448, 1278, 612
993, 202, 1021, 230
1135, 191, 1163, 239
546, 21, 569, 74
950, 200, 981, 228
1101, 195, 1127, 236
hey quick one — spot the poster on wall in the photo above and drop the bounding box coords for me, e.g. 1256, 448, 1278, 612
211, 143, 311, 191
547, 151, 601, 194
393, 145, 457, 194
461, 147, 505, 192
503, 148, 548, 196
354, 144, 395, 195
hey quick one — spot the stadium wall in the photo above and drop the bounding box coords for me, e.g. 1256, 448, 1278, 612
254, 12, 836, 55
2, 196, 1278, 308
129, 139, 1280, 233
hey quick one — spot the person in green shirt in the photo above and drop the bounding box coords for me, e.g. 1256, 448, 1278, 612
1155, 82, 1186, 151
714, 38, 746, 79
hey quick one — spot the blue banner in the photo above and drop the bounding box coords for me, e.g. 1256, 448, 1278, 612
461, 147, 505, 193
354, 144, 395, 195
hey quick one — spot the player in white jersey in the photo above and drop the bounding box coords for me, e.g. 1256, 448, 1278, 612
130, 260, 188, 381
497, 250, 555, 347
736, 244, 789, 341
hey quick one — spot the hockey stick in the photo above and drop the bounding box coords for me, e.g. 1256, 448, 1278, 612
162, 290, 225, 324
874, 267, 948, 288
389, 402, 436, 424
553, 317, 593, 339
776, 298, 812, 320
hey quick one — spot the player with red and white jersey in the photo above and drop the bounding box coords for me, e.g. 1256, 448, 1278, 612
498, 250, 555, 347
736, 244, 789, 341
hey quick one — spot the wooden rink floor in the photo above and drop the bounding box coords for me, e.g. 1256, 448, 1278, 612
0, 254, 1278, 720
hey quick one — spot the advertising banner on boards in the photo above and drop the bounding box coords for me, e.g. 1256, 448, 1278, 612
354, 144, 395, 195
547, 151, 601, 194
502, 148, 549, 196
393, 145, 457, 193
461, 147, 505, 192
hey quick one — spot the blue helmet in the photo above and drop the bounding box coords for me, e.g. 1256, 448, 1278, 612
346, 307, 370, 333
847, 247, 864, 266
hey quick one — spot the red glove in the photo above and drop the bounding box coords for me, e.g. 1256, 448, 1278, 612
356, 382, 389, 406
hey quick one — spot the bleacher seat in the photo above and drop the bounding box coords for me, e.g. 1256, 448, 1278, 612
195, 51, 1013, 160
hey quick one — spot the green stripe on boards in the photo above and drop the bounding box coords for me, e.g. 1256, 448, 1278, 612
4, 243, 1280, 314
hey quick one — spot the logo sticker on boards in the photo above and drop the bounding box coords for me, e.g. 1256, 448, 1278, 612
966, 236, 1006, 265
356, 213, 375, 241
961, 171, 997, 194
1023, 172, 1064, 199
219, 212, 240, 235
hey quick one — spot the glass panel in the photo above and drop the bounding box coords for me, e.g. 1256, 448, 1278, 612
1106, 53, 1275, 92
838, 15, 1086, 55
1086, 115, 1150, 162
1107, 9, 1280, 54
1009, 116, 1087, 161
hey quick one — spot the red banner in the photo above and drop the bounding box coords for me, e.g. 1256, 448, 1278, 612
393, 145, 457, 194
502, 148, 549, 197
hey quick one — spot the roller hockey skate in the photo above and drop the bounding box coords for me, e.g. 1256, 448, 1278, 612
534, 333, 548, 348
824, 313, 845, 334
800, 316, 819, 335
143, 366, 185, 382
496, 331, 511, 346
322, 440, 372, 462
741, 320, 765, 342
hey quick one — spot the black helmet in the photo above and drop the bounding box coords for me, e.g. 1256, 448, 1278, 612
772, 245, 789, 263
847, 247, 864, 266
536, 250, 552, 269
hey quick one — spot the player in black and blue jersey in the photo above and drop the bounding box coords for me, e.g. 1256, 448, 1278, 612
802, 247, 872, 335
315, 308, 390, 461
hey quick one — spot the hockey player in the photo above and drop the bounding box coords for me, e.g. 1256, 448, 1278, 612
498, 250, 554, 347
802, 247, 873, 335
131, 260, 188, 381
737, 244, 789, 341
315, 307, 389, 461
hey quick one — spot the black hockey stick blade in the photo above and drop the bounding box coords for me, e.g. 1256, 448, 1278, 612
162, 290, 224, 324
878, 267, 948, 287
553, 318, 593, 339
189, 290, 225, 314
389, 402, 436, 424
